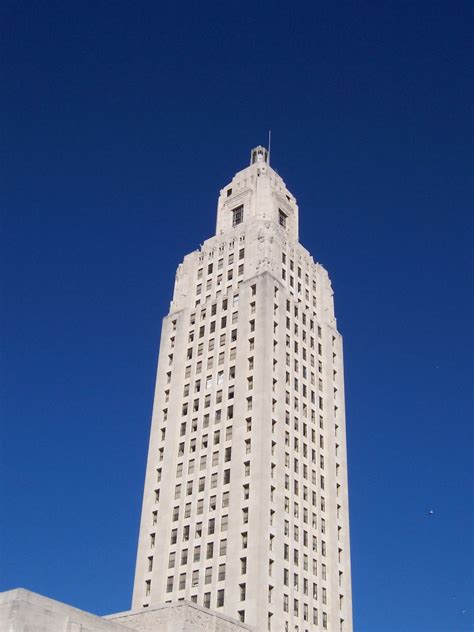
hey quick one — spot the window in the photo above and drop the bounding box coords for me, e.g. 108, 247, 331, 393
183, 525, 190, 541
268, 585, 274, 603
217, 589, 225, 607
279, 209, 287, 228
232, 205, 244, 226
206, 542, 214, 559
222, 491, 230, 507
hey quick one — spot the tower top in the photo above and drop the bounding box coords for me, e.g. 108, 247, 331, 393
215, 144, 299, 240
250, 146, 269, 165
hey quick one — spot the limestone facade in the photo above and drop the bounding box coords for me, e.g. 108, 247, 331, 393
0, 588, 135, 632
107, 601, 253, 632
0, 588, 250, 632
132, 147, 353, 631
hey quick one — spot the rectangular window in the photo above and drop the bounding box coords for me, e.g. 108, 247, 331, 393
232, 205, 244, 227
183, 525, 190, 541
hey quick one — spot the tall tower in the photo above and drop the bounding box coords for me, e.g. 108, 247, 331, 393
132, 147, 353, 632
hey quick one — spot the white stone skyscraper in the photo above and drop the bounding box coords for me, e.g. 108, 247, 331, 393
132, 147, 353, 632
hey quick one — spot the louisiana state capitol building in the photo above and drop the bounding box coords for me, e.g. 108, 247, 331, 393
132, 147, 353, 632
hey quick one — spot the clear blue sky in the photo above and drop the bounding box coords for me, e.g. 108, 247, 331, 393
1, 1, 472, 630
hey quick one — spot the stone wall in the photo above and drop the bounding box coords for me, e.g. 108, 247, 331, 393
0, 589, 254, 632
107, 602, 254, 632
0, 588, 134, 632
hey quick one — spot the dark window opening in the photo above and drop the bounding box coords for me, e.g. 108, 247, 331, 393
232, 205, 244, 227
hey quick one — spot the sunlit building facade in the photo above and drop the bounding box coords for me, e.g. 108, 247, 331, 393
132, 147, 353, 632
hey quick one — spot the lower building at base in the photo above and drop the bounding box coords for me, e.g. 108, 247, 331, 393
1, 588, 252, 632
